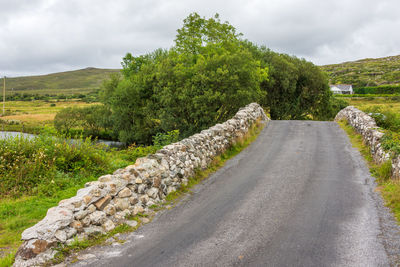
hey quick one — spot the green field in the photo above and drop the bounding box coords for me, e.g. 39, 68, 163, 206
0, 68, 120, 95
0, 100, 95, 133
345, 97, 400, 113
321, 55, 400, 87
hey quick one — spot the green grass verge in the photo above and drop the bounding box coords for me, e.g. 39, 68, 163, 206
35, 119, 265, 266
338, 120, 400, 222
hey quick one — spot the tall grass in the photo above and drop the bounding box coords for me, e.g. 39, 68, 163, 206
0, 134, 110, 198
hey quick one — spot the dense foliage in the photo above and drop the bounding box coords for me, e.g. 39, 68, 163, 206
365, 106, 400, 133
363, 105, 400, 157
54, 105, 112, 137
0, 130, 180, 198
354, 85, 400, 94
243, 42, 337, 120
0, 134, 110, 197
99, 13, 334, 144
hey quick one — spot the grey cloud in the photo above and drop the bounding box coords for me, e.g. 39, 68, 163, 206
0, 0, 399, 76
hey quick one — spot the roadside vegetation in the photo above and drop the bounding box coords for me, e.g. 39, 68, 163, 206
343, 97, 400, 157
0, 130, 179, 263
338, 120, 400, 223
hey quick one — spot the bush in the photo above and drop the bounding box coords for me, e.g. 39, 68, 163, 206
354, 85, 400, 94
118, 130, 180, 162
54, 105, 112, 137
0, 134, 110, 197
365, 106, 400, 132
381, 131, 400, 156
102, 13, 267, 144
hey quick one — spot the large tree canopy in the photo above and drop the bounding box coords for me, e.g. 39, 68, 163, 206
102, 13, 268, 144
101, 13, 342, 144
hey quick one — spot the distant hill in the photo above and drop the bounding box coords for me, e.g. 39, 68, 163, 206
0, 67, 120, 95
320, 55, 400, 88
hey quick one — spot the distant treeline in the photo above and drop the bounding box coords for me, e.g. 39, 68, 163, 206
4, 91, 100, 102
354, 85, 400, 94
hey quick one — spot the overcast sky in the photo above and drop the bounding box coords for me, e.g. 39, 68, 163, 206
1, 0, 399, 77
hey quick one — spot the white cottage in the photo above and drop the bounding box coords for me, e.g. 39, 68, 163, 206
329, 84, 353, 94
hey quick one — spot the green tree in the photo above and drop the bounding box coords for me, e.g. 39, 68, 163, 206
102, 13, 267, 144
243, 41, 334, 120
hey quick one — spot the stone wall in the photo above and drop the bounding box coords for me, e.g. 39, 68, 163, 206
14, 103, 268, 267
334, 106, 400, 178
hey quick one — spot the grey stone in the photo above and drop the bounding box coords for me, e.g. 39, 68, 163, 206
84, 226, 105, 235
125, 220, 138, 228
104, 204, 116, 216
21, 206, 74, 241
115, 198, 130, 211
118, 187, 132, 198
138, 184, 146, 194
102, 219, 115, 232
89, 211, 106, 225
77, 253, 97, 260
139, 194, 150, 204
147, 187, 159, 199
55, 230, 67, 242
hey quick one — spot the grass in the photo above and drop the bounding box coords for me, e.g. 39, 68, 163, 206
0, 68, 120, 95
321, 54, 400, 87
18, 119, 265, 266
338, 120, 400, 223
0, 100, 96, 133
345, 97, 400, 114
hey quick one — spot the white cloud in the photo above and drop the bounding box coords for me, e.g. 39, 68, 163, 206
0, 0, 399, 76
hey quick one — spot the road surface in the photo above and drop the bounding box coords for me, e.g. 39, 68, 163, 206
73, 121, 400, 266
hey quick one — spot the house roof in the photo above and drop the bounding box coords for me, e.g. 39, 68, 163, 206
330, 84, 352, 91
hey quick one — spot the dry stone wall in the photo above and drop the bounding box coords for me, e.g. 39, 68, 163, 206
335, 106, 400, 178
14, 103, 268, 267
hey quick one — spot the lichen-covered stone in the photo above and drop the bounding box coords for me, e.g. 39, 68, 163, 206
55, 230, 67, 242
70, 220, 83, 232
147, 187, 159, 199
94, 195, 111, 210
102, 219, 115, 232
21, 206, 73, 241
139, 194, 149, 204
118, 188, 132, 198
114, 198, 130, 211
89, 211, 106, 226
104, 204, 116, 216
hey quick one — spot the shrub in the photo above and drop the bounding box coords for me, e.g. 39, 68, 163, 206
366, 106, 400, 132
0, 133, 110, 197
381, 131, 400, 156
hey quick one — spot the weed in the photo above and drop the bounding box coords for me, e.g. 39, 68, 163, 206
338, 120, 400, 223
0, 250, 15, 267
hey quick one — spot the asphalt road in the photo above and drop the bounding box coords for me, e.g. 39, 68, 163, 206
73, 121, 399, 267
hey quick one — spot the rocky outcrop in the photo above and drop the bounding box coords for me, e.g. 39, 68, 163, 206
335, 106, 400, 177
14, 103, 268, 267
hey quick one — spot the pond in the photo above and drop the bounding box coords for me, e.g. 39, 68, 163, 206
0, 131, 124, 148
